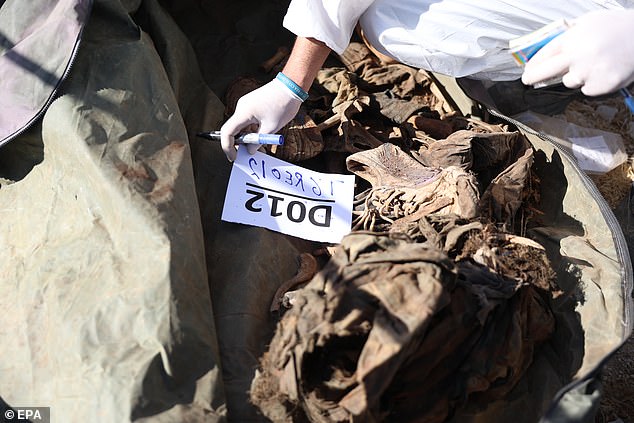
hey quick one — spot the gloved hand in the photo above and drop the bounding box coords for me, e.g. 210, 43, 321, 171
522, 9, 634, 96
220, 78, 302, 161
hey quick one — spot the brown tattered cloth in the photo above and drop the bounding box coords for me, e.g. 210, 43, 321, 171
250, 101, 561, 421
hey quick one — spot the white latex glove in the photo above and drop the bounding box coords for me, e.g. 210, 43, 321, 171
521, 9, 634, 97
220, 78, 302, 161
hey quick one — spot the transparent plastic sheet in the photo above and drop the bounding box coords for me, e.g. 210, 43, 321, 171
513, 111, 629, 174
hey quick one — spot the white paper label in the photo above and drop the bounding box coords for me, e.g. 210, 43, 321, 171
221, 147, 355, 243
570, 136, 617, 173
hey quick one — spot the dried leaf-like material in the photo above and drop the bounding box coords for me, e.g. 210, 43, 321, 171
272, 109, 324, 162
347, 143, 479, 230
251, 229, 558, 423
223, 76, 261, 117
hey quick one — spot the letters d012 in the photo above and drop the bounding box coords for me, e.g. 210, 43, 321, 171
245, 189, 332, 227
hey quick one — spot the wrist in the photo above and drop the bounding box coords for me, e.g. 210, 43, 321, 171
280, 37, 331, 90
275, 72, 310, 102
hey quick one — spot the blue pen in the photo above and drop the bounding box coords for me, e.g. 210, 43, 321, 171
196, 131, 284, 145
620, 88, 634, 115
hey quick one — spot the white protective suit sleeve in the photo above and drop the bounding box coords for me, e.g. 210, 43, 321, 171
284, 0, 633, 81
283, 0, 376, 54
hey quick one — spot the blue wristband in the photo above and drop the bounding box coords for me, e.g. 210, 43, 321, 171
276, 72, 309, 102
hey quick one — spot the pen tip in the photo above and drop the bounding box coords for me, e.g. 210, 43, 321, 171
196, 132, 216, 140
196, 131, 222, 141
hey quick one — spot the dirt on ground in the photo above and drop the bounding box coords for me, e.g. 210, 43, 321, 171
597, 336, 634, 423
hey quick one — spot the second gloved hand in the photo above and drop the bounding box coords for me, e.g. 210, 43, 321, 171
220, 78, 303, 161
521, 9, 634, 97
